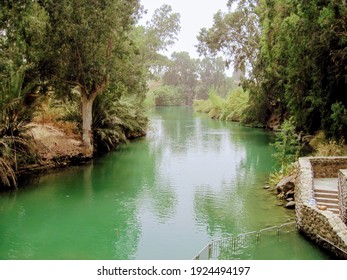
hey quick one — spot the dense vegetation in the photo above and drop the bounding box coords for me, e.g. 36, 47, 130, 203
0, 1, 180, 188
197, 0, 347, 142
147, 53, 239, 106
1, 0, 346, 189
194, 87, 249, 122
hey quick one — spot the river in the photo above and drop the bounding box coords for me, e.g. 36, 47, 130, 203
0, 107, 332, 259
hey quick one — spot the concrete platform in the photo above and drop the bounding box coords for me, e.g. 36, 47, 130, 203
313, 178, 338, 192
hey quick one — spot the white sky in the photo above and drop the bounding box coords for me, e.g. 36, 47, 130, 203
139, 0, 229, 58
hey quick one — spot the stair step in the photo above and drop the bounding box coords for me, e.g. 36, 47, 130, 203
316, 205, 340, 214
328, 208, 339, 214
316, 202, 339, 209
315, 196, 339, 204
314, 188, 338, 195
314, 192, 338, 199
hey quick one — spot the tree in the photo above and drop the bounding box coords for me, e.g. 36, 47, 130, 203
132, 4, 181, 75
42, 0, 141, 153
197, 0, 260, 74
198, 0, 347, 140
163, 52, 198, 104
196, 0, 268, 125
0, 0, 48, 92
196, 56, 228, 99
256, 0, 347, 138
0, 1, 47, 188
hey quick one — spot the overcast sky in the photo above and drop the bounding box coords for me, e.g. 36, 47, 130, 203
139, 0, 229, 58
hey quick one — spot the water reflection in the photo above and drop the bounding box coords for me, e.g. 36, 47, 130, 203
0, 107, 329, 260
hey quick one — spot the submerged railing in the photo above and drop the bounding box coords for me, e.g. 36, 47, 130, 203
193, 222, 296, 260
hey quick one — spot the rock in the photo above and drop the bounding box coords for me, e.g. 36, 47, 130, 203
317, 205, 327, 211
283, 182, 295, 193
286, 197, 294, 202
263, 185, 270, 190
285, 201, 295, 209
284, 190, 295, 199
276, 176, 295, 193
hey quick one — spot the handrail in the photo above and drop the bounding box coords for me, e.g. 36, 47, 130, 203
193, 222, 296, 260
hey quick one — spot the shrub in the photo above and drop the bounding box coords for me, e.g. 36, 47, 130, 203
272, 118, 301, 169
193, 87, 248, 122
315, 140, 344, 156
325, 102, 347, 140
221, 87, 249, 121
153, 85, 185, 106
93, 94, 147, 153
0, 71, 37, 189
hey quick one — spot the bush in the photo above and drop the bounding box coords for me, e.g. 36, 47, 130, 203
326, 102, 347, 140
221, 87, 249, 121
193, 87, 249, 122
0, 71, 37, 189
93, 94, 147, 153
315, 140, 344, 156
153, 85, 185, 106
272, 118, 301, 169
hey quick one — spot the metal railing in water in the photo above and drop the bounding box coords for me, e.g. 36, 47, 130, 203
193, 222, 296, 260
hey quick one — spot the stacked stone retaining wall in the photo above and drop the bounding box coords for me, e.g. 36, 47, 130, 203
309, 157, 347, 178
296, 157, 347, 258
339, 170, 347, 224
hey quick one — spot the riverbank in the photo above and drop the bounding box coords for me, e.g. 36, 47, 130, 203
17, 122, 93, 178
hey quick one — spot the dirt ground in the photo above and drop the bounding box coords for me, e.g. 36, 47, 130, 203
28, 122, 87, 163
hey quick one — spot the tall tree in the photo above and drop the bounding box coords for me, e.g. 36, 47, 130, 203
197, 0, 260, 74
42, 0, 141, 153
0, 0, 48, 90
132, 4, 181, 75
257, 0, 347, 138
196, 56, 227, 99
163, 52, 198, 104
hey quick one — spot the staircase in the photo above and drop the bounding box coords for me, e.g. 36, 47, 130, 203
314, 178, 339, 215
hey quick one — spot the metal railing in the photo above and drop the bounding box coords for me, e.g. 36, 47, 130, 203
193, 222, 296, 260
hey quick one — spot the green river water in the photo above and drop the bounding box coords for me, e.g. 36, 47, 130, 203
0, 107, 332, 260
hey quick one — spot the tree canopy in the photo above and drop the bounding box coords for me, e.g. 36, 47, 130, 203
197, 0, 347, 140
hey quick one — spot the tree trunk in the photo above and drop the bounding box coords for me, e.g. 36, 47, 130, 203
79, 77, 107, 155
81, 92, 96, 155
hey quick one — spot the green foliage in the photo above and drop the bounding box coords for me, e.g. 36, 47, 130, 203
272, 118, 300, 169
194, 87, 248, 122
162, 52, 198, 105
193, 99, 213, 114
153, 85, 185, 106
196, 56, 229, 99
207, 88, 224, 119
221, 87, 249, 121
132, 4, 181, 76
198, 0, 347, 141
39, 0, 148, 151
0, 71, 37, 189
0, 1, 49, 88
93, 93, 147, 152
197, 0, 259, 73
325, 102, 347, 140
42, 0, 141, 95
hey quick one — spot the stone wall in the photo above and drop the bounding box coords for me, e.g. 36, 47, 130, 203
296, 157, 347, 258
339, 170, 347, 224
310, 157, 347, 178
